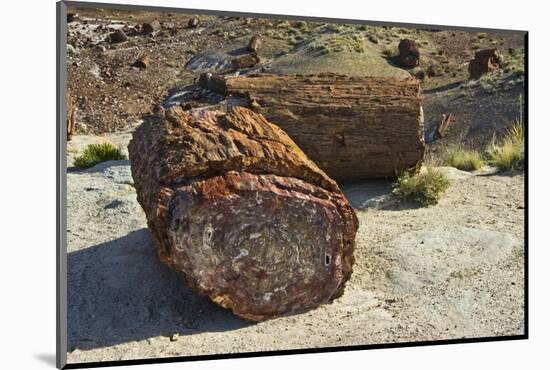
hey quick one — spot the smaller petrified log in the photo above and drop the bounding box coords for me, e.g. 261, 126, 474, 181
468, 48, 503, 79
248, 35, 261, 53
396, 39, 420, 68
142, 20, 161, 34
66, 90, 75, 141
128, 106, 358, 321
197, 73, 425, 180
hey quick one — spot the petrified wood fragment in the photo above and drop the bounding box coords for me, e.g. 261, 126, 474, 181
128, 106, 358, 321
396, 39, 420, 68
468, 48, 503, 79
201, 73, 425, 180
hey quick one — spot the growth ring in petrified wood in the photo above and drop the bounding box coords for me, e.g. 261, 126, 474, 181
128, 106, 358, 321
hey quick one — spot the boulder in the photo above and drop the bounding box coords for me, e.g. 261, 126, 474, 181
396, 39, 420, 68
198, 73, 425, 180
128, 106, 358, 321
468, 48, 503, 79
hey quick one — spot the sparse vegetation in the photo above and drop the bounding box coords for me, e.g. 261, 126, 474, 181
393, 167, 451, 206
74, 142, 126, 169
488, 120, 525, 171
308, 33, 365, 55
443, 145, 484, 171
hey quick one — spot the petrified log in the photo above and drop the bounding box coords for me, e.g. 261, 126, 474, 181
66, 90, 75, 141
132, 54, 150, 69
468, 48, 503, 79
396, 39, 420, 68
231, 53, 260, 70
128, 106, 358, 321
248, 35, 261, 53
200, 73, 424, 180
142, 20, 161, 34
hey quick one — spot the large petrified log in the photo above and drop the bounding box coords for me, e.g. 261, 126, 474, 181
199, 73, 425, 180
128, 106, 358, 321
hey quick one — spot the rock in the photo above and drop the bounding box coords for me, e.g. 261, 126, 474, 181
231, 53, 260, 70
396, 39, 420, 68
188, 17, 199, 28
132, 54, 150, 69
67, 44, 76, 55
247, 35, 261, 53
67, 13, 78, 23
128, 106, 358, 321
199, 73, 425, 180
142, 20, 161, 34
427, 64, 439, 77
108, 30, 127, 43
468, 48, 503, 79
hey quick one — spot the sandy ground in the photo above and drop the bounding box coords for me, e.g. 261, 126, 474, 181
65, 138, 525, 364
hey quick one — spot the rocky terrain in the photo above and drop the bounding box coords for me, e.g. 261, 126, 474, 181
65, 6, 526, 365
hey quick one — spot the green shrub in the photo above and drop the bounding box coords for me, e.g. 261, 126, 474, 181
393, 167, 451, 206
489, 120, 525, 170
443, 145, 484, 171
73, 142, 126, 169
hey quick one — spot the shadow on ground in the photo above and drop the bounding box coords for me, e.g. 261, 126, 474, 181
67, 229, 251, 351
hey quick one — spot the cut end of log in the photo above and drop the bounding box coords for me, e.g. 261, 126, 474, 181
128, 106, 358, 321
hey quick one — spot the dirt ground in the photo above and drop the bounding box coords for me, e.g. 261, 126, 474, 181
66, 155, 524, 364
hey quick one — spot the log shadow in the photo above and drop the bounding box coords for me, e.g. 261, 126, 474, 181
67, 228, 251, 351
341, 179, 422, 211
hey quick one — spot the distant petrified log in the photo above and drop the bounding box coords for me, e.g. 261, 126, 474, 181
141, 20, 161, 34
231, 53, 260, 70
188, 17, 200, 28
199, 73, 425, 180
132, 54, 150, 69
128, 106, 358, 321
396, 39, 420, 68
468, 48, 503, 79
66, 90, 75, 141
248, 35, 261, 53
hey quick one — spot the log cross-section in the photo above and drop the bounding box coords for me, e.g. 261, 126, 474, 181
128, 106, 358, 321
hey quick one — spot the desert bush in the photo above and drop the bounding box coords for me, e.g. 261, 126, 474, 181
393, 167, 451, 206
74, 142, 126, 169
443, 145, 484, 171
488, 120, 525, 170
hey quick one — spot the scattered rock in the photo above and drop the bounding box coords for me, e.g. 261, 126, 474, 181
396, 39, 420, 68
427, 64, 440, 77
132, 54, 150, 69
188, 17, 199, 28
468, 48, 504, 79
128, 105, 358, 321
67, 13, 78, 23
142, 20, 161, 34
247, 35, 261, 53
108, 29, 128, 43
415, 70, 426, 80
169, 333, 179, 342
